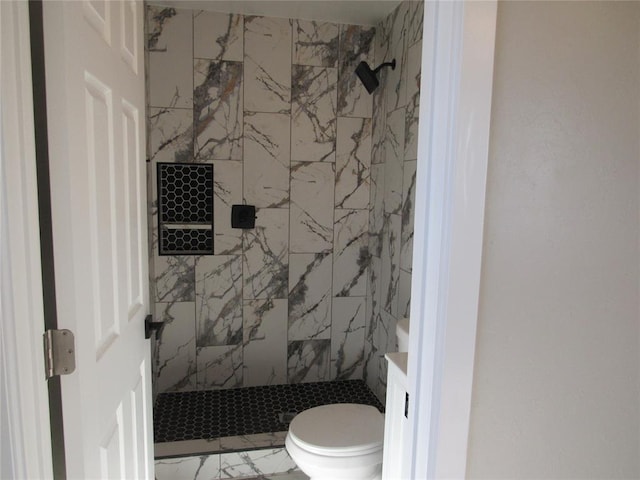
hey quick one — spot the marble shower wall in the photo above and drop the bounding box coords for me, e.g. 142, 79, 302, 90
146, 5, 377, 393
364, 0, 423, 403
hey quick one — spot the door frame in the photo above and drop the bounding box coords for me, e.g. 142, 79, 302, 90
0, 1, 54, 478
405, 1, 497, 478
1, 1, 498, 478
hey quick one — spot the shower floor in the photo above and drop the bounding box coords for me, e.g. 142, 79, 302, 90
153, 379, 383, 445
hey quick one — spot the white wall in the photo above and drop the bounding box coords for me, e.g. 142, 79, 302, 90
467, 2, 640, 478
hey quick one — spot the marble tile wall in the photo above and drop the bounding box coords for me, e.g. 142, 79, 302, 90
146, 5, 378, 393
364, 0, 423, 403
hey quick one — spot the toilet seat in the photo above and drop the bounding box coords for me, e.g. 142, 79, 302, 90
288, 403, 384, 457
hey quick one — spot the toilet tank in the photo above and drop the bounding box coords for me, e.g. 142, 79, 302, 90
396, 317, 409, 352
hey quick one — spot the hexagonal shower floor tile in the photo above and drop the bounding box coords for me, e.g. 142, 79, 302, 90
153, 379, 383, 456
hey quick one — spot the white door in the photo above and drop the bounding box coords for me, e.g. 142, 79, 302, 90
43, 1, 153, 478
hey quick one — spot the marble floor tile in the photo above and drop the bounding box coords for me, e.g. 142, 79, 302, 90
219, 448, 297, 479
218, 431, 287, 452
155, 455, 220, 480
243, 472, 309, 480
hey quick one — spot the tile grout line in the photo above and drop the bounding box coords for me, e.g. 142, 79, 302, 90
287, 17, 294, 385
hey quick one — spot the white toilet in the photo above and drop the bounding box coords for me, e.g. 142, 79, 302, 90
286, 319, 409, 479
285, 403, 384, 480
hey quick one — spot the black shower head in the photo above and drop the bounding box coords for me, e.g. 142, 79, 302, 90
355, 59, 396, 94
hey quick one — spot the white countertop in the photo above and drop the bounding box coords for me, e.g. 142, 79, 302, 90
385, 352, 408, 377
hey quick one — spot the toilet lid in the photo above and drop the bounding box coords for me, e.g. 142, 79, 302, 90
288, 403, 384, 455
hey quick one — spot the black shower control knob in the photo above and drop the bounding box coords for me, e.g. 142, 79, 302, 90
231, 204, 256, 229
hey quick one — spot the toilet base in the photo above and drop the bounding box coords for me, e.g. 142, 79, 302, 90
286, 433, 382, 480
306, 467, 381, 480
308, 474, 380, 480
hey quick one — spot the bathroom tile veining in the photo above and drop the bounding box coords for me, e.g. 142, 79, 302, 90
146, 1, 423, 477
146, 6, 378, 395
365, 0, 423, 401
146, 0, 422, 442
155, 448, 303, 480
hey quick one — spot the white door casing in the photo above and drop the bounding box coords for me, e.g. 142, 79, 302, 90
406, 1, 497, 478
0, 1, 54, 478
43, 2, 152, 478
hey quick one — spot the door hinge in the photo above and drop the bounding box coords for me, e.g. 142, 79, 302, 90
43, 329, 76, 379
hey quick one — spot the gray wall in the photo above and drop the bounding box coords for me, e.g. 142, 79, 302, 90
468, 2, 640, 477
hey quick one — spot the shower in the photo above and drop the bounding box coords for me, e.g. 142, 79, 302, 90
149, 0, 424, 475
355, 59, 396, 94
